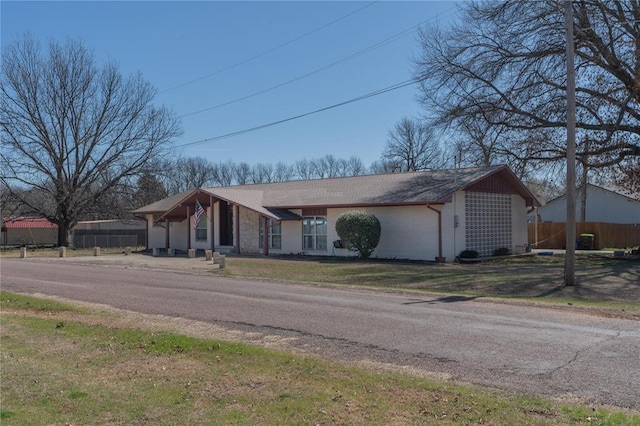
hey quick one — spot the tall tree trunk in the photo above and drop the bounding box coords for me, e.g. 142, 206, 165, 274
57, 224, 69, 247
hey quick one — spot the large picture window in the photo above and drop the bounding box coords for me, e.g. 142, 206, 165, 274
259, 218, 282, 249
303, 216, 327, 251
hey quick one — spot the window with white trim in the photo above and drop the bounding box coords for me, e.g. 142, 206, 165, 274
259, 218, 281, 249
302, 216, 327, 251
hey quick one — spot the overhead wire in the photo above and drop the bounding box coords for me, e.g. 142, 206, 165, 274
159, 1, 380, 94
174, 77, 422, 149
171, 4, 457, 148
179, 6, 457, 118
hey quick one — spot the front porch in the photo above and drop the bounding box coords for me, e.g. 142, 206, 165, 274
138, 188, 293, 256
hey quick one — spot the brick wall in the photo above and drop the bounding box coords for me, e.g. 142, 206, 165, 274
239, 207, 261, 254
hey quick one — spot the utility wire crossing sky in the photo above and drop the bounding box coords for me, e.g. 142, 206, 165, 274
1, 1, 457, 167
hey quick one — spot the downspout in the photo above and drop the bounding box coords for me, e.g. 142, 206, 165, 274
426, 204, 444, 262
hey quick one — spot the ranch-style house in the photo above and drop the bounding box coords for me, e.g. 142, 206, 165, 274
132, 165, 540, 262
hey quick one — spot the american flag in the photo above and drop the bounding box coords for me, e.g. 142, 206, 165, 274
193, 200, 205, 230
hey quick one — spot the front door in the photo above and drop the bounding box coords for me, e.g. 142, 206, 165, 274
219, 200, 234, 246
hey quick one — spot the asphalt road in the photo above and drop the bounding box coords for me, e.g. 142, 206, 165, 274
2, 258, 639, 410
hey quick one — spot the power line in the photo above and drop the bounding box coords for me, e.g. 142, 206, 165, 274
179, 6, 457, 119
174, 77, 421, 149
159, 1, 380, 94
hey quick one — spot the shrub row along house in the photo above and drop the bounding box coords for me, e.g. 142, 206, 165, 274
132, 165, 540, 262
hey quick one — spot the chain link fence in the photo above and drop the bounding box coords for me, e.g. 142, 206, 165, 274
74, 234, 139, 249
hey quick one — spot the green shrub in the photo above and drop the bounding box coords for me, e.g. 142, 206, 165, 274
493, 247, 511, 256
335, 211, 381, 259
459, 249, 479, 259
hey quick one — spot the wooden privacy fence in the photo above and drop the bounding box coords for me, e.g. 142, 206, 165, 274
528, 222, 640, 249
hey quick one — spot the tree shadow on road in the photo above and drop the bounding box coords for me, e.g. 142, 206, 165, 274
403, 295, 477, 305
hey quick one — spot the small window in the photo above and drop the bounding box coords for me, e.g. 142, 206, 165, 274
259, 218, 282, 249
196, 213, 207, 241
302, 216, 327, 251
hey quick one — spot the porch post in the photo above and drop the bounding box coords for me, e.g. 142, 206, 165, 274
165, 220, 169, 249
262, 216, 269, 256
145, 215, 150, 250
209, 195, 215, 252
235, 204, 241, 255
187, 205, 191, 250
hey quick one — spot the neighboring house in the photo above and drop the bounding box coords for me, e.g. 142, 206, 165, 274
537, 184, 640, 224
132, 165, 540, 261
73, 219, 147, 249
1, 217, 58, 246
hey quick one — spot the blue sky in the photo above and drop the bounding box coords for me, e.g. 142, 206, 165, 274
2, 1, 457, 168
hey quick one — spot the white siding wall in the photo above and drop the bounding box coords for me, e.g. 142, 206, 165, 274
274, 209, 303, 254
441, 191, 465, 261
327, 205, 439, 261
171, 220, 188, 250
511, 194, 529, 252
144, 189, 532, 261
442, 191, 530, 259
146, 207, 213, 251
539, 186, 640, 223
147, 215, 166, 249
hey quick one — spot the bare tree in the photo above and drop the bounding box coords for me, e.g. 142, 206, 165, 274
345, 156, 366, 176
415, 1, 640, 175
273, 162, 295, 182
233, 162, 252, 185
0, 36, 181, 245
212, 161, 235, 186
382, 117, 444, 172
310, 157, 329, 178
294, 159, 314, 180
173, 156, 217, 191
369, 158, 403, 174
251, 163, 274, 183
323, 155, 341, 177
611, 158, 640, 197
450, 119, 507, 168
133, 170, 168, 208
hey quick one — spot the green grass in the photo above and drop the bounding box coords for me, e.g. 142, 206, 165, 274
1, 291, 87, 313
2, 292, 638, 425
216, 254, 640, 311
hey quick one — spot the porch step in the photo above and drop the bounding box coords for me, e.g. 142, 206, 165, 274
215, 246, 236, 254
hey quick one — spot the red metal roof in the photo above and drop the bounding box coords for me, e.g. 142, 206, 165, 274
1, 217, 58, 229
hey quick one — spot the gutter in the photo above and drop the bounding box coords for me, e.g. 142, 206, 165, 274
426, 204, 445, 262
